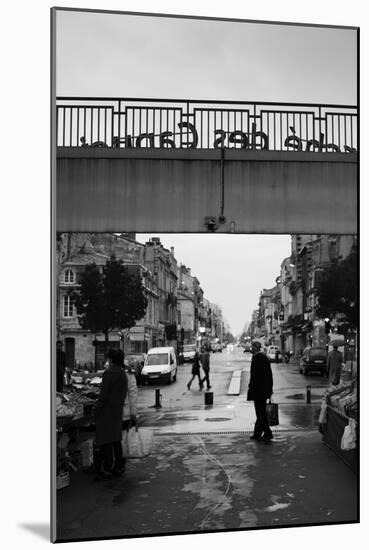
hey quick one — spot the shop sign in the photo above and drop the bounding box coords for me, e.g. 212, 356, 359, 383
130, 334, 145, 342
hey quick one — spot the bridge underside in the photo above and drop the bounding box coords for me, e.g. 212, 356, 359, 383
56, 148, 357, 234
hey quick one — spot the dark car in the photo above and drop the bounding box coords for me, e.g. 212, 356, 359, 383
299, 346, 328, 376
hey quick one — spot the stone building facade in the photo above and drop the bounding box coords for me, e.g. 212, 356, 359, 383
248, 234, 357, 357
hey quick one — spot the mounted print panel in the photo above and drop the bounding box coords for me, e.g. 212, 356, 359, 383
51, 8, 358, 544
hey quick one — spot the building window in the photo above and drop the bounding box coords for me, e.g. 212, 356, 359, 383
64, 269, 75, 284
63, 295, 74, 318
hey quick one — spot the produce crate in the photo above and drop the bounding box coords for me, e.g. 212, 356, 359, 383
322, 405, 358, 474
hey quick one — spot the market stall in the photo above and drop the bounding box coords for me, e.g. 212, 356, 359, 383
56, 384, 99, 489
318, 379, 358, 473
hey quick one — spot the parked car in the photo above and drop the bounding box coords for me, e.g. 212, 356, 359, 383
125, 353, 147, 382
266, 345, 281, 362
243, 343, 252, 353
141, 347, 178, 384
299, 346, 328, 376
182, 344, 197, 362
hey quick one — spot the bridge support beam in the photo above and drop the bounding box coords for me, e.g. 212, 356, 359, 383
56, 148, 357, 234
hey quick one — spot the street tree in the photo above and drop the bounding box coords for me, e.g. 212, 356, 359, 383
73, 257, 148, 346
316, 244, 358, 327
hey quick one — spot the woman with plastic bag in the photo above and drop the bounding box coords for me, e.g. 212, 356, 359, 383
119, 360, 139, 475
121, 360, 154, 460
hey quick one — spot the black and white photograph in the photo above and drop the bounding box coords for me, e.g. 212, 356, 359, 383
4, 0, 369, 548
50, 7, 360, 543
49, 7, 361, 544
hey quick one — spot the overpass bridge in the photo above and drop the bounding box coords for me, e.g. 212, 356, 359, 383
55, 98, 357, 234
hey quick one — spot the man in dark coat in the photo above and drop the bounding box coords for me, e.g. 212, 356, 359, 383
247, 341, 273, 441
94, 348, 128, 479
200, 347, 211, 390
56, 340, 66, 393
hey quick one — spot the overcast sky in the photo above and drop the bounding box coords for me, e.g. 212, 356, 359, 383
55, 9, 357, 335
138, 233, 291, 335
56, 10, 356, 104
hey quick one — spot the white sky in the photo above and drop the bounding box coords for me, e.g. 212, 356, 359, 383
56, 11, 356, 104
55, 9, 357, 336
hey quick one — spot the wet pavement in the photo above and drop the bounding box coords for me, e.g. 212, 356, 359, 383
57, 429, 357, 541
138, 401, 321, 433
56, 351, 358, 541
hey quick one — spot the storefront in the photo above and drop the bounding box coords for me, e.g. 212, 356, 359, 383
127, 326, 150, 353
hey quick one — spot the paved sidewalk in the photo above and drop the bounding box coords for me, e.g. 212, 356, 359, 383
57, 427, 358, 542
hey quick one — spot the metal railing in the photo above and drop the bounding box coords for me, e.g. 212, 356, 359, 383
56, 97, 357, 153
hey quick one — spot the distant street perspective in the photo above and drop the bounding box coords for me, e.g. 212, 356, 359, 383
56, 232, 358, 541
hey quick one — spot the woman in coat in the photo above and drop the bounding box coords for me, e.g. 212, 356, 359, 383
94, 348, 128, 479
120, 362, 139, 473
187, 351, 203, 390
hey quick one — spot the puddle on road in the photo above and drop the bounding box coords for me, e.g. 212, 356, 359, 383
261, 494, 294, 513
286, 393, 305, 400
205, 417, 232, 422
286, 393, 323, 400
264, 502, 291, 512
278, 405, 320, 429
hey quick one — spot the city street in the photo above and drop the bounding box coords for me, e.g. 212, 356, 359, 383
57, 347, 357, 541
136, 346, 328, 430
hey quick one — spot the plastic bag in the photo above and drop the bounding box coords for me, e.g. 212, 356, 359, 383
122, 427, 153, 458
340, 418, 356, 451
318, 401, 327, 424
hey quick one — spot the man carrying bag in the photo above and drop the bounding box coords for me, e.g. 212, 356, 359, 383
247, 341, 274, 441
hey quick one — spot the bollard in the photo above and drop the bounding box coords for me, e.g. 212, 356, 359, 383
204, 391, 214, 406
306, 385, 311, 404
154, 388, 162, 408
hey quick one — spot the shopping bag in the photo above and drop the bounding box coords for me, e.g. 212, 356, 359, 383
341, 418, 356, 451
318, 401, 327, 424
122, 427, 153, 458
266, 399, 279, 426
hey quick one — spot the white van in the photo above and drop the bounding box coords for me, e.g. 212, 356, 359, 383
141, 347, 177, 384
266, 345, 280, 362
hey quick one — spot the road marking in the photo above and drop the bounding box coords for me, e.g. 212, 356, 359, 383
227, 369, 242, 395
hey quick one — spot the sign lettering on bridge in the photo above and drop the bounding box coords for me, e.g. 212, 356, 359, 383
57, 98, 357, 154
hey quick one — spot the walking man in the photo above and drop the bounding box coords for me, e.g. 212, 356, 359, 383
187, 351, 202, 390
247, 341, 274, 441
327, 343, 344, 386
200, 346, 211, 390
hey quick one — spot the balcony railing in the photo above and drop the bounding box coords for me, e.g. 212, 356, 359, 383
56, 97, 358, 154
